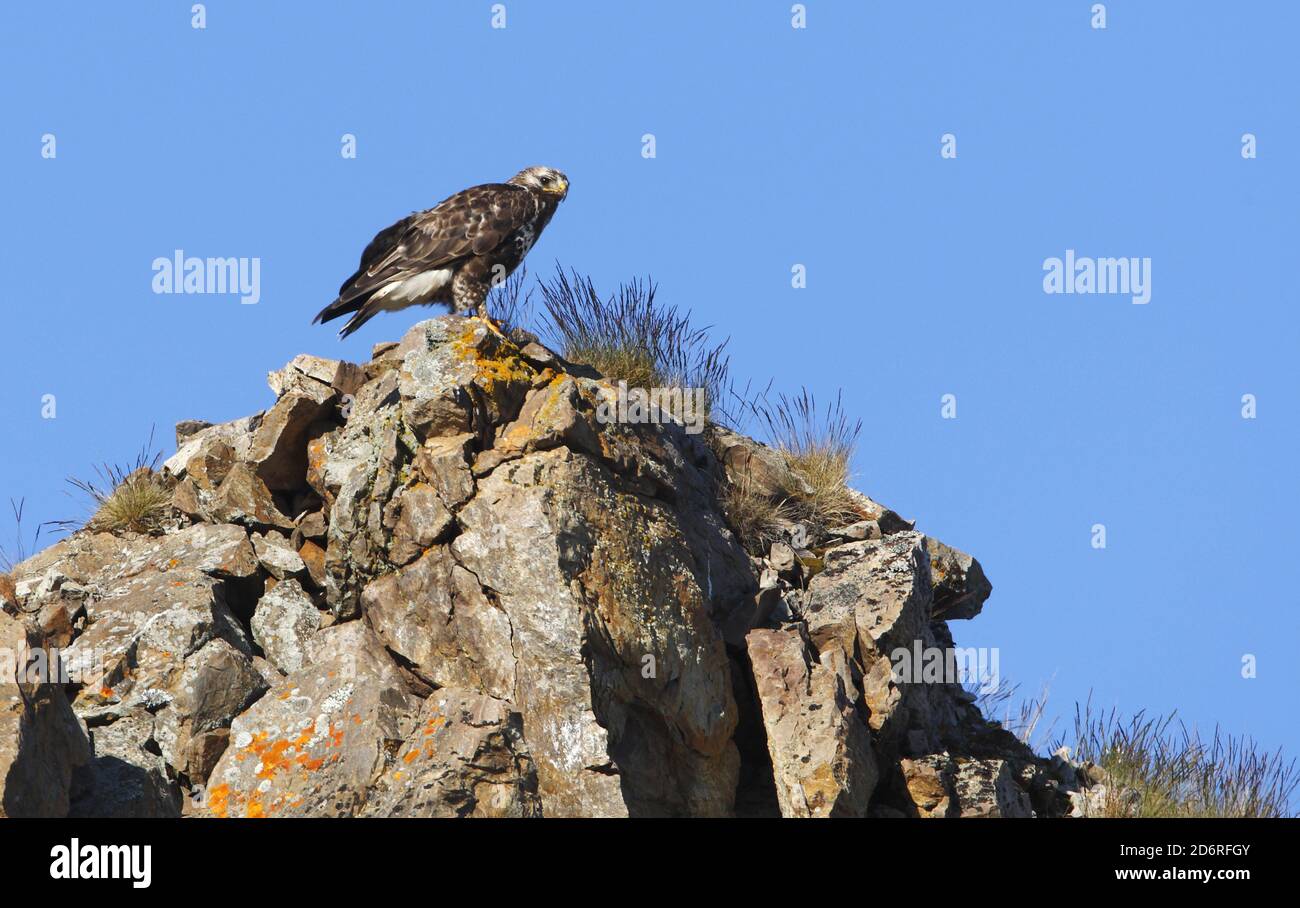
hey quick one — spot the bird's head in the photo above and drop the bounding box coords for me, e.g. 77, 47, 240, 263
509, 166, 569, 199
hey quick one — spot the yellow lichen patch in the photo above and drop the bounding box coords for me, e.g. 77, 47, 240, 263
451, 323, 536, 393
800, 762, 839, 815
498, 421, 535, 451
799, 554, 825, 577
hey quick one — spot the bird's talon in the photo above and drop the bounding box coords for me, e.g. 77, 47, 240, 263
474, 314, 508, 340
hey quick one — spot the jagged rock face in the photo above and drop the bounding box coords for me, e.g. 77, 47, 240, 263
0, 315, 1095, 818
451, 448, 740, 816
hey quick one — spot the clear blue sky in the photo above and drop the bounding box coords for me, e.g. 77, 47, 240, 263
2, 2, 1296, 767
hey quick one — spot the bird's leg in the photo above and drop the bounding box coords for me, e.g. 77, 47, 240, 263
455, 273, 509, 340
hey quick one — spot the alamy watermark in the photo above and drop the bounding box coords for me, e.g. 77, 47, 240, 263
152, 249, 261, 305
594, 380, 706, 435
1043, 249, 1150, 305
1, 644, 108, 686
49, 839, 151, 889
890, 641, 1000, 694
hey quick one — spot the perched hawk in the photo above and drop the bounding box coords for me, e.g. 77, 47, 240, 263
314, 166, 569, 338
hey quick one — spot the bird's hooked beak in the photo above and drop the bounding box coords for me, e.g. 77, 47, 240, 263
546, 177, 568, 198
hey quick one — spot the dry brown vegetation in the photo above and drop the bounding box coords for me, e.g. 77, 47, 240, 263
1060, 699, 1298, 818
536, 267, 732, 423
751, 388, 862, 538
62, 429, 172, 535
0, 498, 43, 577
1, 498, 44, 610
718, 469, 796, 556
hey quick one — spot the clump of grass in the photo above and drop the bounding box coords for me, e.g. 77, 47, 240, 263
719, 470, 795, 556
750, 388, 862, 538
62, 429, 173, 536
537, 267, 732, 423
0, 498, 46, 576
486, 265, 536, 337
1, 498, 56, 612
1057, 699, 1298, 818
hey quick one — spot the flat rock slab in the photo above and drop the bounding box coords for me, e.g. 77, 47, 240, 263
746, 626, 877, 818
204, 622, 415, 818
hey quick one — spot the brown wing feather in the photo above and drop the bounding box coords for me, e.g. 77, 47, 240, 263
335, 184, 537, 306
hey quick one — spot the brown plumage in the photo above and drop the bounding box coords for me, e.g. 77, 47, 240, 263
314, 166, 568, 338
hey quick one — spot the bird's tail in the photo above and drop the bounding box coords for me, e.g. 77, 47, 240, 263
313, 295, 376, 339
312, 296, 360, 326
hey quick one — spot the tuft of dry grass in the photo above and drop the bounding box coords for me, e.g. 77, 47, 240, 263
749, 388, 862, 538
83, 469, 173, 534
1057, 698, 1298, 818
719, 469, 795, 556
2, 498, 54, 610
61, 428, 173, 536
0, 498, 45, 576
537, 267, 732, 422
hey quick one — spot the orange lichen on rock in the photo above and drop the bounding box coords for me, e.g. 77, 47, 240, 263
256, 739, 295, 780
205, 718, 355, 817
207, 783, 233, 818
451, 323, 536, 393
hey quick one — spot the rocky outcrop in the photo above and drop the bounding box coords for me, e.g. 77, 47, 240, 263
0, 610, 91, 817
0, 315, 1098, 817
